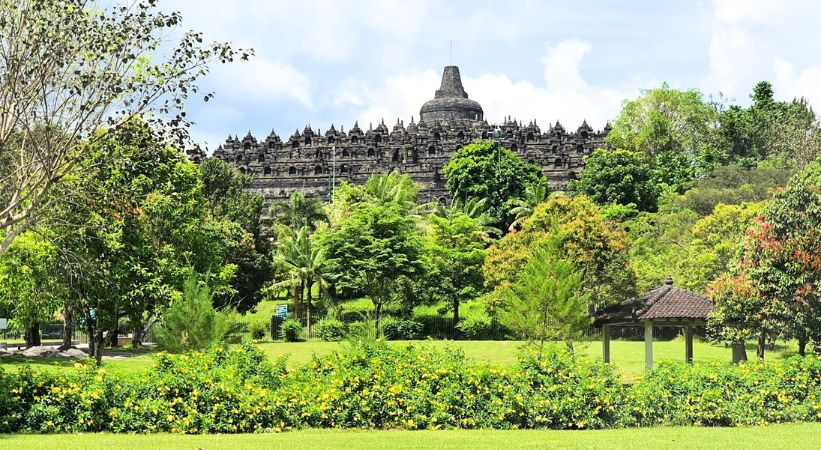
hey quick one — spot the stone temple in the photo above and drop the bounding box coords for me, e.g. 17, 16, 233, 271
191, 66, 609, 204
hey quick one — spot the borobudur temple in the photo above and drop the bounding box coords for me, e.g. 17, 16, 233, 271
189, 65, 610, 205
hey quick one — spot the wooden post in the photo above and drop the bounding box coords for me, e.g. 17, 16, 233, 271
602, 324, 611, 363
644, 320, 653, 371
685, 323, 693, 364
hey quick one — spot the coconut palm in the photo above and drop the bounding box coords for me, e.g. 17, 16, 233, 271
271, 225, 332, 337
430, 196, 501, 237
269, 191, 327, 232
364, 169, 419, 211
508, 176, 549, 231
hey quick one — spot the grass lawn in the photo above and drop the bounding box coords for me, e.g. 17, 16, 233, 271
1, 338, 803, 381
2, 423, 821, 449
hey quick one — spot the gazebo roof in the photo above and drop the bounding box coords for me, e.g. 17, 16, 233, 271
594, 278, 713, 326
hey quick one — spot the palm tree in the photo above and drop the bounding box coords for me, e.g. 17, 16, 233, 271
269, 191, 327, 232
365, 169, 418, 211
431, 196, 501, 237
272, 225, 332, 337
508, 177, 549, 231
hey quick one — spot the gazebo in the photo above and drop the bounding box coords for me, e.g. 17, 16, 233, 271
594, 277, 713, 370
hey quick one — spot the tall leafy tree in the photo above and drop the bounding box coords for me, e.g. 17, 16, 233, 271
485, 193, 636, 312
0, 0, 249, 254
322, 202, 426, 336
200, 158, 271, 311
426, 210, 488, 339
54, 119, 236, 361
443, 140, 543, 229
606, 84, 719, 174
0, 231, 64, 347
570, 148, 659, 212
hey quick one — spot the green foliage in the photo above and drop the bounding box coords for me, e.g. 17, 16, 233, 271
455, 315, 493, 340
153, 273, 238, 353
679, 202, 764, 292
381, 318, 424, 340
199, 158, 271, 312
715, 158, 821, 349
314, 318, 346, 341
485, 194, 636, 311
269, 191, 328, 232
498, 240, 592, 355
571, 148, 660, 212
248, 319, 269, 340
0, 231, 64, 344
606, 84, 720, 173
322, 201, 426, 336
281, 319, 303, 342
676, 164, 793, 216
630, 358, 821, 426
443, 140, 543, 229
4, 345, 821, 433
425, 208, 487, 338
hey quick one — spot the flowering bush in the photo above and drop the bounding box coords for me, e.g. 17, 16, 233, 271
2, 344, 821, 434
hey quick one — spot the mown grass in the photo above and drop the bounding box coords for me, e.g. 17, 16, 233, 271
2, 423, 820, 449
0, 338, 804, 381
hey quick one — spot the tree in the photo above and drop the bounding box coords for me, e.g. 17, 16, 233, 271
570, 148, 659, 212
485, 193, 636, 312
273, 225, 332, 337
443, 140, 543, 229
736, 159, 821, 356
679, 202, 764, 292
498, 239, 592, 359
606, 84, 719, 172
322, 202, 426, 337
54, 119, 236, 361
508, 177, 550, 230
200, 158, 271, 311
0, 231, 64, 347
717, 81, 819, 167
676, 164, 793, 216
426, 210, 487, 339
0, 0, 249, 255
270, 191, 328, 232
364, 169, 419, 212
153, 272, 238, 353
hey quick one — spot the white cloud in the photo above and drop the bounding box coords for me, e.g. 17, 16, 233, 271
702, 0, 821, 107
336, 39, 650, 130
207, 57, 313, 109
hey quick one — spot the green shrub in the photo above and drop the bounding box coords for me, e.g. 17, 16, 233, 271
456, 315, 492, 339
154, 273, 240, 352
4, 345, 821, 434
314, 318, 346, 341
382, 318, 423, 340
249, 319, 268, 340
280, 319, 303, 342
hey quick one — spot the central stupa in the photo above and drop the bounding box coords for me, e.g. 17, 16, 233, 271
419, 66, 484, 122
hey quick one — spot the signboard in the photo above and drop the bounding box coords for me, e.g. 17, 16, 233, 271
0, 318, 7, 330
275, 305, 288, 319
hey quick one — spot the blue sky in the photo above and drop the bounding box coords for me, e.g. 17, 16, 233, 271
159, 0, 821, 151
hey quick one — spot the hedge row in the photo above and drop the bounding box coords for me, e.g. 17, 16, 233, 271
2, 343, 821, 433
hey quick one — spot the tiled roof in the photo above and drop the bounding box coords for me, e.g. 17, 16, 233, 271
594, 280, 713, 325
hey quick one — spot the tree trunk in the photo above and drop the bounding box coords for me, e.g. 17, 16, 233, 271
305, 278, 313, 338
25, 322, 41, 348
798, 337, 807, 357
86, 310, 95, 358
132, 320, 143, 348
109, 307, 119, 348
60, 305, 72, 350
757, 330, 766, 359
93, 323, 105, 365
452, 298, 460, 340
375, 301, 383, 339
